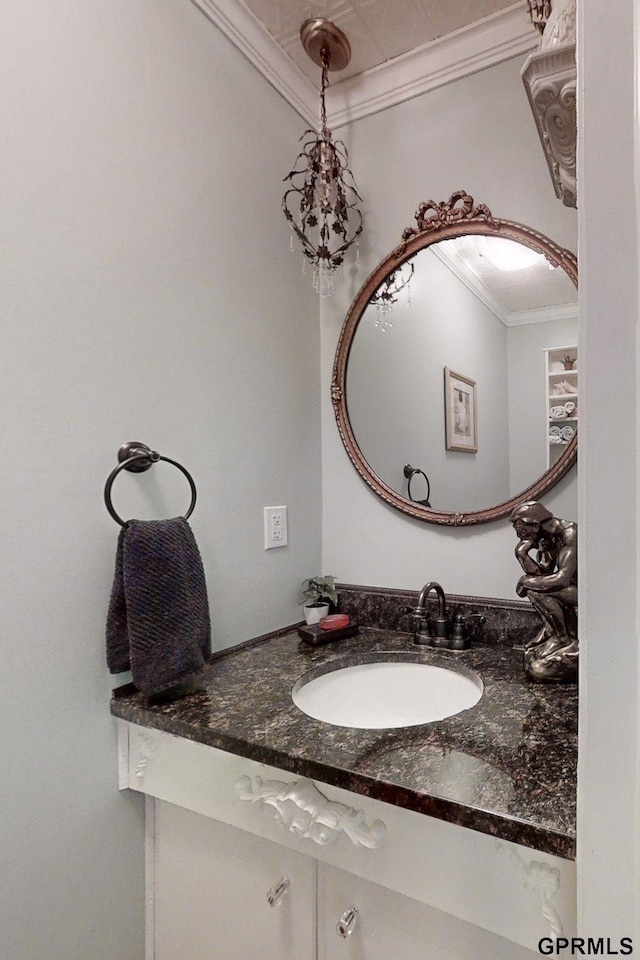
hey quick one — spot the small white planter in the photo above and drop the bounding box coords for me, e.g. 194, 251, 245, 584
303, 603, 330, 625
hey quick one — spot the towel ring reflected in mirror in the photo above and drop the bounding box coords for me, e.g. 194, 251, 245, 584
104, 442, 197, 526
404, 463, 431, 507
331, 191, 578, 526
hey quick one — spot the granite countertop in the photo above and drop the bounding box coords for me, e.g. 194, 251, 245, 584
111, 616, 578, 860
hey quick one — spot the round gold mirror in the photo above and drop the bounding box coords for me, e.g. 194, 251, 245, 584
331, 191, 578, 526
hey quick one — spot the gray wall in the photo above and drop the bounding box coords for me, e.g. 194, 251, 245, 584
0, 1, 321, 957
321, 55, 578, 598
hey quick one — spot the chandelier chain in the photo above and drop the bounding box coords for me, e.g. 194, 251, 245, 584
320, 48, 329, 132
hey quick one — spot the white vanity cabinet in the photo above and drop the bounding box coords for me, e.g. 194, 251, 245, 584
152, 801, 315, 960
118, 720, 575, 960
316, 863, 544, 960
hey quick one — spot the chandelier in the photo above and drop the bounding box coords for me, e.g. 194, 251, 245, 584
282, 19, 363, 297
369, 262, 415, 332
527, 0, 553, 34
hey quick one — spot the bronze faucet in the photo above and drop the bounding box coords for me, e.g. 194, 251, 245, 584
412, 582, 448, 646
410, 581, 484, 649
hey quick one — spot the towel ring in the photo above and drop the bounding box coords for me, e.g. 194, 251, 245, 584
403, 463, 431, 508
104, 442, 197, 526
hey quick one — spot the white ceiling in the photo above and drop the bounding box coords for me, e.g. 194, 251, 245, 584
435, 236, 578, 326
189, 0, 538, 126
242, 0, 520, 83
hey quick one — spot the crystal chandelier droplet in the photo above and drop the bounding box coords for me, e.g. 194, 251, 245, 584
369, 262, 415, 331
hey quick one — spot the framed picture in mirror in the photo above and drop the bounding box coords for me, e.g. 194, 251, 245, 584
444, 367, 477, 453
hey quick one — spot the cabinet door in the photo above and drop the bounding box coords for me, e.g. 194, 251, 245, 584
152, 800, 315, 960
317, 863, 539, 960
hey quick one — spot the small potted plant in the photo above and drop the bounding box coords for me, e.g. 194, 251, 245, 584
563, 354, 576, 370
302, 576, 339, 625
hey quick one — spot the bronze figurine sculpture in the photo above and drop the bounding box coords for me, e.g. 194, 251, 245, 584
510, 501, 578, 683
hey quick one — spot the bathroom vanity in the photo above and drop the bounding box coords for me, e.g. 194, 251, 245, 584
111, 587, 577, 959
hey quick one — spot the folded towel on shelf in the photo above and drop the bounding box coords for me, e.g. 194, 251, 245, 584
563, 401, 576, 416
549, 434, 563, 444
549, 425, 562, 437
550, 406, 567, 419
560, 424, 576, 442
106, 517, 211, 696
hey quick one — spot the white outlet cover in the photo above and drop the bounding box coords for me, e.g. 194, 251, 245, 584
264, 506, 288, 549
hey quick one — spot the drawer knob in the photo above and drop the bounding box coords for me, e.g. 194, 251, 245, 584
266, 876, 290, 908
336, 905, 358, 938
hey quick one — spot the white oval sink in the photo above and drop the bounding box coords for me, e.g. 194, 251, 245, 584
292, 659, 483, 729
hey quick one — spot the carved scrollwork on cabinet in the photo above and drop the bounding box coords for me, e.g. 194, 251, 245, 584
131, 730, 156, 782
236, 775, 387, 849
497, 841, 564, 938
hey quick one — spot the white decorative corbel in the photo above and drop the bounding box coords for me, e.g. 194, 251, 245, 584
131, 730, 157, 783
235, 775, 387, 849
521, 0, 577, 208
521, 43, 576, 208
497, 841, 564, 937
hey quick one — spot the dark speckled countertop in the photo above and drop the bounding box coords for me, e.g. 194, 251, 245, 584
111, 587, 577, 860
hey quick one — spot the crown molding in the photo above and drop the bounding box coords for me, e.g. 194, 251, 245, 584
506, 303, 578, 326
189, 0, 537, 128
327, 5, 537, 127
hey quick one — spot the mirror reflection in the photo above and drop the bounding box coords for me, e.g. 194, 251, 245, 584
345, 235, 578, 514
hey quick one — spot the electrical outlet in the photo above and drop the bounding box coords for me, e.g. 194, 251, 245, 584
264, 506, 288, 549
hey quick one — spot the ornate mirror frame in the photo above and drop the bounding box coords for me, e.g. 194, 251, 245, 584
331, 191, 578, 526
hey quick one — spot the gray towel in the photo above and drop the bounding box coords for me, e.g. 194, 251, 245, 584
106, 517, 211, 696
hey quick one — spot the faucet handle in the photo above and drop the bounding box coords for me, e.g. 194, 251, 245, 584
407, 606, 434, 645
406, 604, 425, 625
449, 613, 486, 650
